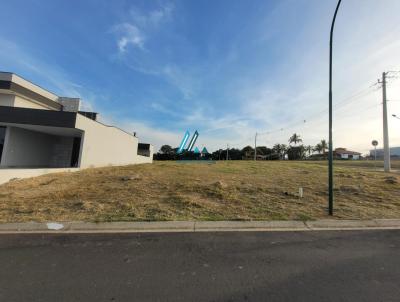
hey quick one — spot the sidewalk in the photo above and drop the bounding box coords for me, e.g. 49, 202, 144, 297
1, 219, 400, 233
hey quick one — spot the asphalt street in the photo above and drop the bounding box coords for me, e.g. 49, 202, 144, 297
0, 230, 399, 302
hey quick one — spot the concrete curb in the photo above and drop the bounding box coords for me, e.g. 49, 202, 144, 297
194, 221, 307, 232
0, 219, 400, 233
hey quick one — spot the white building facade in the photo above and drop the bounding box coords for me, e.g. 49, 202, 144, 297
0, 72, 153, 183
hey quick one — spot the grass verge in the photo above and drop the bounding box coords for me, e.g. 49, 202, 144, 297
0, 160, 399, 222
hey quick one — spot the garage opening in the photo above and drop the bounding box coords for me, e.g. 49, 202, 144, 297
0, 125, 83, 168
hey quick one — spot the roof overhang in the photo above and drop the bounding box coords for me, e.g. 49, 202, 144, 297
0, 106, 76, 128
0, 72, 62, 110
0, 122, 83, 137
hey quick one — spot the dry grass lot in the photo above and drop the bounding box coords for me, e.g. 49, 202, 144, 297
0, 160, 399, 222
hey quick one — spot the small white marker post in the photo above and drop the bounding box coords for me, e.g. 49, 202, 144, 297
299, 187, 304, 198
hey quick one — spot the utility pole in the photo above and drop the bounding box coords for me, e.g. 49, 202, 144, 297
226, 144, 229, 160
381, 72, 391, 172
254, 132, 257, 161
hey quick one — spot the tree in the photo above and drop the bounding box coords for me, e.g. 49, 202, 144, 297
272, 144, 287, 160
305, 145, 313, 157
289, 133, 303, 145
241, 145, 254, 159
160, 145, 173, 154
272, 144, 282, 159
287, 145, 306, 160
256, 146, 268, 155
228, 148, 242, 160
314, 143, 323, 154
241, 145, 254, 153
320, 139, 328, 154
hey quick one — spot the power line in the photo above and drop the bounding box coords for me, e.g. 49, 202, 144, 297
256, 82, 378, 137
220, 72, 400, 150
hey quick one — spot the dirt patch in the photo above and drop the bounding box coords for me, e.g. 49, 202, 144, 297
384, 176, 398, 184
213, 180, 228, 189
339, 185, 362, 194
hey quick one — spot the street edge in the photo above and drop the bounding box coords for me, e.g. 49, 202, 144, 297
0, 219, 400, 233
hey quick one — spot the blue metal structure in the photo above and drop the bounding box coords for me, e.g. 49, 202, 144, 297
177, 130, 190, 154
187, 130, 199, 152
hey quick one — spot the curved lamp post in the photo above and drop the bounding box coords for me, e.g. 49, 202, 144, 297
328, 0, 342, 216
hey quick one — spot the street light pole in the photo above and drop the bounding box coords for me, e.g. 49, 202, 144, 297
328, 0, 342, 216
393, 114, 400, 120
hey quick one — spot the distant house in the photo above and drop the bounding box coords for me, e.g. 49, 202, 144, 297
334, 148, 361, 160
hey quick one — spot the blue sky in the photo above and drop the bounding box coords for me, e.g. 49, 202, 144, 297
0, 0, 399, 153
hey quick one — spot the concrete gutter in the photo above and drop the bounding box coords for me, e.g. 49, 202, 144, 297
0, 219, 400, 233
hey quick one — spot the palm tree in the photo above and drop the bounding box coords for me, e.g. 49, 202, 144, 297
314, 143, 323, 154
289, 133, 303, 145
280, 144, 288, 159
320, 139, 328, 154
306, 145, 313, 157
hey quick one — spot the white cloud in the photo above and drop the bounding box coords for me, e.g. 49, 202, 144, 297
113, 23, 144, 53
112, 3, 173, 54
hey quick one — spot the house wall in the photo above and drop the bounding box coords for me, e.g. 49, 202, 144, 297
135, 155, 154, 164
338, 153, 360, 160
75, 114, 152, 167
0, 167, 80, 185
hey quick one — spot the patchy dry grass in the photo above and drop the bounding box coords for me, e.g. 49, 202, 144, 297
0, 160, 399, 222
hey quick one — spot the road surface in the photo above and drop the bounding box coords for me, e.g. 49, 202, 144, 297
0, 230, 399, 301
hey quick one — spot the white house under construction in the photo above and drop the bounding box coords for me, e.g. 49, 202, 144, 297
0, 72, 153, 183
